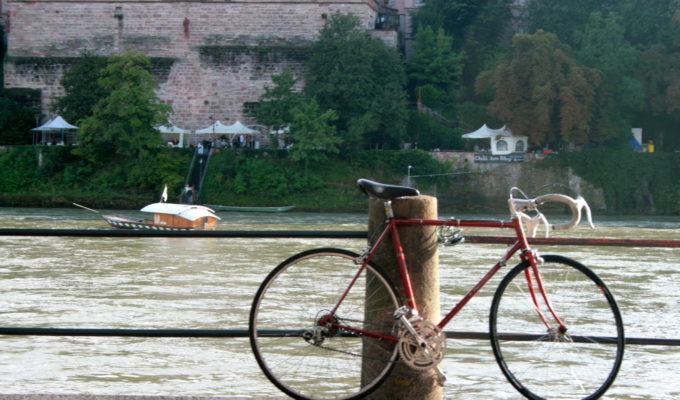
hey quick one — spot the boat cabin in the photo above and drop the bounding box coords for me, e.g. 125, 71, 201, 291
140, 203, 220, 230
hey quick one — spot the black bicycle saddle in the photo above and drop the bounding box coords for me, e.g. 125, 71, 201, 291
356, 178, 420, 200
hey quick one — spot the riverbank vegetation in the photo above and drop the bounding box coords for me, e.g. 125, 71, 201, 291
0, 145, 678, 215
0, 145, 452, 211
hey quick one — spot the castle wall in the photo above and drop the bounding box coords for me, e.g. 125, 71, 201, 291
4, 0, 390, 130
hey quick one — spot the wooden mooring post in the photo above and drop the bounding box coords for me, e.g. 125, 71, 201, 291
366, 194, 442, 400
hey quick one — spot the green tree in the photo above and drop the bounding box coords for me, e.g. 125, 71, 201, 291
413, 0, 504, 46
525, 0, 680, 150
76, 51, 171, 164
406, 110, 462, 150
408, 26, 464, 109
254, 70, 303, 146
617, 0, 680, 151
527, 0, 604, 47
615, 0, 680, 48
52, 51, 108, 125
456, 0, 513, 91
288, 98, 341, 173
635, 44, 680, 150
476, 30, 601, 147
409, 0, 513, 142
412, 0, 512, 94
574, 12, 644, 144
304, 12, 407, 149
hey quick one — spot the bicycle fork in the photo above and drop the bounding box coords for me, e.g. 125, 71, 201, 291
523, 253, 569, 337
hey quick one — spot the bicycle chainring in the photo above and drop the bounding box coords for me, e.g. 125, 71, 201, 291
398, 320, 446, 370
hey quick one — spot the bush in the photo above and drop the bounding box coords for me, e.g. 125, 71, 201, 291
551, 150, 680, 214
0, 96, 36, 145
405, 111, 462, 151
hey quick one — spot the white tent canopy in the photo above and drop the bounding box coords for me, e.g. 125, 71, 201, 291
195, 120, 233, 135
32, 115, 79, 131
462, 124, 528, 155
195, 120, 259, 135
193, 120, 261, 148
462, 124, 512, 139
224, 120, 258, 135
156, 121, 191, 147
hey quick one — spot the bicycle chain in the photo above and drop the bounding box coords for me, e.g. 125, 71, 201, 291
310, 341, 362, 358
305, 317, 396, 361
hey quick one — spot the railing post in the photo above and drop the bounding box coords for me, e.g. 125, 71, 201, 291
366, 194, 442, 400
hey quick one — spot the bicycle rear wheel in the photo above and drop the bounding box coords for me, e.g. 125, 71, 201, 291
490, 255, 624, 400
249, 248, 402, 400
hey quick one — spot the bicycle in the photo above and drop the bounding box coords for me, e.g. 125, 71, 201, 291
249, 178, 624, 400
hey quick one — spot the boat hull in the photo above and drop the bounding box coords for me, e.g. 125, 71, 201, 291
103, 215, 200, 231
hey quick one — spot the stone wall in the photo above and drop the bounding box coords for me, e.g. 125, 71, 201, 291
3, 0, 395, 130
430, 151, 607, 214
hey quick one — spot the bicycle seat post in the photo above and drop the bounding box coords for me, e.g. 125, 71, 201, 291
383, 200, 395, 220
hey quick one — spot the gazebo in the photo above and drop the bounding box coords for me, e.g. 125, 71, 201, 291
462, 124, 528, 155
31, 116, 79, 145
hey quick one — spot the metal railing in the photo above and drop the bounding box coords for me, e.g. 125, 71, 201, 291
1, 228, 678, 346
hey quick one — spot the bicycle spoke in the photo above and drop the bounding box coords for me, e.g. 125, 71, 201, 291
490, 255, 624, 400
250, 248, 401, 400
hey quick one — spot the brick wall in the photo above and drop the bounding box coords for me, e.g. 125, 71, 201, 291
3, 0, 396, 130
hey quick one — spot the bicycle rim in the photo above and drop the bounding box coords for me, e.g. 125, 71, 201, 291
490, 255, 624, 400
249, 248, 402, 400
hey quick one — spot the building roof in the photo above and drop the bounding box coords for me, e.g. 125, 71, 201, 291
462, 124, 513, 139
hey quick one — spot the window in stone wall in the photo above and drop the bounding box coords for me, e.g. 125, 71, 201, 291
243, 102, 259, 116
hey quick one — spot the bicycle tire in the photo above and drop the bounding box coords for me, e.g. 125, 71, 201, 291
249, 248, 402, 400
490, 254, 624, 400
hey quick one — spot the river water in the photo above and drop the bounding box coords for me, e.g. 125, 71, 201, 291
0, 207, 678, 399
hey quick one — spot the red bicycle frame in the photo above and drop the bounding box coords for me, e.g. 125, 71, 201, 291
326, 214, 567, 341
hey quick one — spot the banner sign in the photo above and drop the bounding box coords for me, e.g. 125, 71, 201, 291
474, 154, 525, 163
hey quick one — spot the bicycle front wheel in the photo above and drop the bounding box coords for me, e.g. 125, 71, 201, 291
249, 248, 402, 400
490, 255, 624, 400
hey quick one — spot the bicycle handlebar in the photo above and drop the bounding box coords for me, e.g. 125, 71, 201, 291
508, 189, 594, 237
